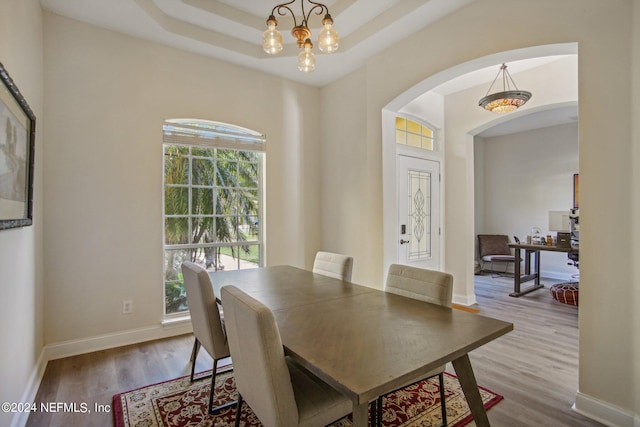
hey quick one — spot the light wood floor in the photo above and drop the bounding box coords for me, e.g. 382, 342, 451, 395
463, 274, 601, 427
27, 274, 603, 427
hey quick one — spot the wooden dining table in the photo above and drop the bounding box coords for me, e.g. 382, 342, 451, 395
209, 265, 513, 427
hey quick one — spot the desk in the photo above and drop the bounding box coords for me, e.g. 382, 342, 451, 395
210, 266, 513, 427
508, 243, 579, 297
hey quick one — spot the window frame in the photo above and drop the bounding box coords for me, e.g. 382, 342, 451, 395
395, 115, 437, 152
162, 119, 265, 318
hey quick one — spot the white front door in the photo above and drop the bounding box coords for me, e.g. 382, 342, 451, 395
397, 155, 441, 270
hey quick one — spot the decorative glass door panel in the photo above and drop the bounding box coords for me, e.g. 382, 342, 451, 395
407, 170, 431, 261
397, 155, 440, 269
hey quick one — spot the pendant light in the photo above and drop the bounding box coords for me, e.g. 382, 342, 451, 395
479, 64, 532, 113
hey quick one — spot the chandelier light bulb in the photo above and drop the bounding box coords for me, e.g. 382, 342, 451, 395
318, 14, 339, 53
262, 16, 283, 55
297, 39, 316, 72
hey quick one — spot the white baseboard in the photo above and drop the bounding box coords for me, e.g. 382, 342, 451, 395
9, 350, 48, 427
543, 270, 577, 282
573, 391, 637, 427
8, 322, 194, 427
452, 293, 477, 306
44, 321, 193, 361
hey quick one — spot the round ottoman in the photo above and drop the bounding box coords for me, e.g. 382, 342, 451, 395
550, 282, 579, 306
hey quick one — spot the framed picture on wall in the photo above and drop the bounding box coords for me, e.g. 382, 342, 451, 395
0, 61, 36, 230
573, 173, 579, 209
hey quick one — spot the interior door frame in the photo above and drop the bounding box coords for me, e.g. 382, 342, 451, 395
382, 110, 446, 286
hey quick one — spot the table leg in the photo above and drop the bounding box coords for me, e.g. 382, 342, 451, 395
510, 248, 544, 297
452, 354, 491, 427
513, 247, 522, 294
534, 250, 541, 287
351, 400, 369, 427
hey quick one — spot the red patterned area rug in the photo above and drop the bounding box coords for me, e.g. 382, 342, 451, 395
113, 370, 502, 427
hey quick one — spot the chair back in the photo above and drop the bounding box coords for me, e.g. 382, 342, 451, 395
312, 251, 354, 282
477, 234, 511, 257
181, 262, 229, 360
221, 285, 299, 427
385, 264, 453, 307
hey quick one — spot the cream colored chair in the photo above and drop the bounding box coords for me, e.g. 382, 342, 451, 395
181, 261, 234, 414
376, 264, 454, 427
312, 251, 354, 282
221, 285, 352, 427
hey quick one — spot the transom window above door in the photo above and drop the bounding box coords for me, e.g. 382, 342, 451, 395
395, 116, 435, 151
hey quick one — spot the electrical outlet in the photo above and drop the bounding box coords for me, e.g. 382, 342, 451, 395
122, 300, 133, 314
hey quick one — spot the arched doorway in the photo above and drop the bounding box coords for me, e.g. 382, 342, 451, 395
381, 43, 578, 306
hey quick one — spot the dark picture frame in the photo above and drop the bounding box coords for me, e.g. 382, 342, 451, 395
0, 62, 36, 230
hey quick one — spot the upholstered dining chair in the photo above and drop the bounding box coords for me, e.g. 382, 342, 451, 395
376, 264, 454, 427
220, 285, 352, 427
181, 261, 235, 414
312, 251, 354, 282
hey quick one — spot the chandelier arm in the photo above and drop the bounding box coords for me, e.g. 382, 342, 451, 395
300, 1, 329, 28
306, 1, 330, 20
272, 1, 300, 27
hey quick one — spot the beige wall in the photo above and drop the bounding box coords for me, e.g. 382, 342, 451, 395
477, 123, 579, 278
0, 1, 43, 426
42, 13, 322, 344
322, 0, 638, 421
319, 68, 378, 284
2, 0, 638, 425
632, 0, 640, 419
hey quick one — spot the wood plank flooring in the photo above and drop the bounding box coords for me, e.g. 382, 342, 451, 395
464, 274, 602, 427
26, 274, 603, 427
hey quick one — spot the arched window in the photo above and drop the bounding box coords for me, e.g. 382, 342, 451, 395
162, 119, 265, 316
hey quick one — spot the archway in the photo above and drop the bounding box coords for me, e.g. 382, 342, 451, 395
381, 43, 578, 305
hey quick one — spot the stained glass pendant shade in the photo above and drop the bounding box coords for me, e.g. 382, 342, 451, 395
479, 64, 532, 113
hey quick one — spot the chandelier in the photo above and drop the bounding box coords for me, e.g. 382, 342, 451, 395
262, 0, 339, 73
478, 64, 532, 113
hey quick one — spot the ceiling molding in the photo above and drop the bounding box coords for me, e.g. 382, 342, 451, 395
142, 0, 436, 59
42, 0, 565, 94
135, 0, 261, 58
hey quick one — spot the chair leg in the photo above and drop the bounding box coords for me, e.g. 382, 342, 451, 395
189, 338, 201, 382
376, 396, 383, 427
207, 358, 237, 415
207, 358, 218, 414
234, 394, 244, 427
439, 373, 447, 427
369, 399, 377, 427
190, 337, 200, 361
